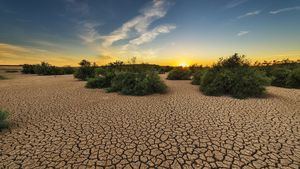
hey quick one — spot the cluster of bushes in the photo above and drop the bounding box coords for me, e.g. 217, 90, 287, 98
193, 54, 271, 99
254, 60, 300, 89
268, 68, 300, 88
77, 60, 167, 96
167, 68, 191, 80
0, 75, 6, 80
166, 64, 208, 81
22, 62, 75, 75
104, 61, 172, 74
106, 71, 167, 95
0, 109, 9, 130
75, 55, 299, 98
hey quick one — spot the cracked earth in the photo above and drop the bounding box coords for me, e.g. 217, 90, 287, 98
0, 74, 299, 168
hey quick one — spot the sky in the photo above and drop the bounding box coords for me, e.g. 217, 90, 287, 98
0, 0, 300, 66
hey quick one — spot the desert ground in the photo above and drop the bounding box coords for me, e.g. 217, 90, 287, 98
0, 71, 299, 169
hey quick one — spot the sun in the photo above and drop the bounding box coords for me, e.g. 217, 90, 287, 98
179, 62, 189, 67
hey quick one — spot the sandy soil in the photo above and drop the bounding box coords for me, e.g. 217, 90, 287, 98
0, 74, 299, 168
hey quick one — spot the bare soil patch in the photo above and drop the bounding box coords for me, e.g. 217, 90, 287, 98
0, 75, 299, 168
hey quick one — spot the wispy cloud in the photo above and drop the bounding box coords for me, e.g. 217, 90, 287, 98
75, 0, 176, 64
79, 22, 102, 43
270, 6, 300, 14
78, 0, 176, 62
127, 24, 176, 47
101, 0, 173, 47
226, 0, 248, 8
238, 10, 261, 19
237, 31, 249, 36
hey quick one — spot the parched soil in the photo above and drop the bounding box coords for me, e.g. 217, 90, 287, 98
0, 74, 299, 168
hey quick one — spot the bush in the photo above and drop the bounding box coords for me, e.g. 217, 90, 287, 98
0, 109, 9, 130
34, 62, 63, 75
229, 69, 270, 99
200, 69, 234, 96
61, 66, 75, 74
189, 64, 203, 74
191, 69, 207, 85
95, 67, 107, 76
85, 70, 115, 89
22, 62, 74, 75
200, 54, 270, 99
215, 53, 249, 68
74, 60, 95, 80
108, 71, 167, 96
86, 77, 111, 89
269, 68, 291, 87
22, 64, 36, 74
286, 68, 300, 88
167, 68, 191, 80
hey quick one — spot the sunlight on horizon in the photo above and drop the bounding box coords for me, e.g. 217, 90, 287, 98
0, 0, 299, 66
179, 62, 189, 67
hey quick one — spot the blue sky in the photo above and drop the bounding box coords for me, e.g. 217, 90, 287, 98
0, 0, 299, 66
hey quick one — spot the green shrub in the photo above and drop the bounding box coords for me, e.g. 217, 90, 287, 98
108, 71, 167, 96
215, 53, 249, 68
200, 54, 270, 99
86, 77, 111, 89
189, 64, 203, 74
33, 62, 64, 75
61, 66, 75, 74
86, 69, 116, 88
161, 66, 173, 73
191, 69, 207, 85
229, 69, 270, 99
286, 68, 300, 88
22, 63, 74, 75
157, 67, 166, 74
74, 60, 95, 80
95, 67, 107, 76
0, 110, 9, 130
200, 69, 234, 96
22, 64, 36, 74
106, 72, 128, 92
270, 68, 291, 87
167, 68, 191, 80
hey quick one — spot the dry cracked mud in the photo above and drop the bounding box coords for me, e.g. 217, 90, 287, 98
0, 74, 299, 169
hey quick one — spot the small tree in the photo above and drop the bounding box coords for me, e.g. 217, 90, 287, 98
74, 60, 95, 80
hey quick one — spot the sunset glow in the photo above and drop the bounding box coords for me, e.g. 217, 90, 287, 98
0, 0, 299, 66
179, 63, 189, 67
